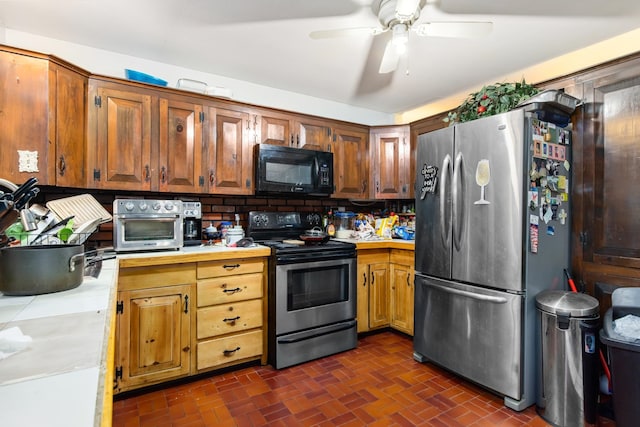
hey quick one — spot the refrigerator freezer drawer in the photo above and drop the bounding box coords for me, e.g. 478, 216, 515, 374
414, 274, 524, 400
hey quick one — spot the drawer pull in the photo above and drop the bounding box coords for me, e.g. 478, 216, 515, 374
222, 287, 242, 294
223, 346, 241, 356
223, 263, 241, 269
223, 316, 241, 323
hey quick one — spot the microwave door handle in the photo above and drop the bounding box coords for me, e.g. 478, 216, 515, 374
314, 157, 319, 186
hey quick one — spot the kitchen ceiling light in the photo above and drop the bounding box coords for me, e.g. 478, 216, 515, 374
391, 24, 409, 54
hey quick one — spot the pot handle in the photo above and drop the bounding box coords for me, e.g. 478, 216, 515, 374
70, 246, 115, 271
69, 253, 85, 272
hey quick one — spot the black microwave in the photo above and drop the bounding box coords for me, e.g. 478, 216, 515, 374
255, 144, 333, 196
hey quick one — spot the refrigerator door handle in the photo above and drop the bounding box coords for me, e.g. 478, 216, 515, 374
452, 152, 464, 251
427, 280, 508, 304
440, 154, 452, 247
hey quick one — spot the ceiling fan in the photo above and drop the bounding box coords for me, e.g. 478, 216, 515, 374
310, 0, 492, 74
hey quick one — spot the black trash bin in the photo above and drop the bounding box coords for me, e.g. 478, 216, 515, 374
536, 290, 600, 427
600, 288, 640, 427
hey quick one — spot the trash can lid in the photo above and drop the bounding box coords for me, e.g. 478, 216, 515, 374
536, 290, 599, 317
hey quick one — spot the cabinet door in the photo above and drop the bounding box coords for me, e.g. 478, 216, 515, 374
159, 97, 204, 193
0, 51, 52, 184
206, 106, 253, 194
259, 113, 291, 147
356, 260, 371, 333
116, 284, 191, 392
51, 63, 87, 188
293, 117, 331, 151
390, 262, 414, 335
332, 126, 369, 199
89, 83, 153, 191
368, 262, 390, 328
371, 126, 410, 199
575, 64, 640, 316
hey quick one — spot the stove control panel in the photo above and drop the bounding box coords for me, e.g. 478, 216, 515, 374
248, 211, 323, 233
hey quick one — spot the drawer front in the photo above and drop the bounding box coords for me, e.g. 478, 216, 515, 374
197, 329, 263, 370
118, 263, 196, 291
197, 273, 263, 306
197, 258, 264, 279
197, 299, 263, 339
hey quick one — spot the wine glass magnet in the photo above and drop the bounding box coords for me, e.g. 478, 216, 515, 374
474, 159, 491, 205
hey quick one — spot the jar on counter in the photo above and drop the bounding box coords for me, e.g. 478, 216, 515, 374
334, 211, 355, 239
226, 226, 244, 246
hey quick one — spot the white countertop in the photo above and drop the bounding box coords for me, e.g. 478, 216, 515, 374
0, 243, 270, 426
0, 258, 118, 427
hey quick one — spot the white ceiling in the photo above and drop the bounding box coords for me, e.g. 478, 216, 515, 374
1, 0, 640, 116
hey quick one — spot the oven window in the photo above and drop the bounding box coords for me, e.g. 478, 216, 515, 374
287, 264, 349, 310
124, 219, 176, 241
265, 161, 312, 185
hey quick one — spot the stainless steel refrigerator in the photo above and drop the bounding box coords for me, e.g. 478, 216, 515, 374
413, 108, 572, 411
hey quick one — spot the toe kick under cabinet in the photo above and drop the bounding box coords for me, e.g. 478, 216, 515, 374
196, 258, 268, 371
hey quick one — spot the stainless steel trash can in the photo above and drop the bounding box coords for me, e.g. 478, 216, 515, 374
536, 290, 600, 427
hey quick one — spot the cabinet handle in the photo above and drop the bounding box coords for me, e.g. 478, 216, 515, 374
407, 273, 410, 287
296, 135, 300, 147
209, 169, 215, 185
223, 347, 241, 356
376, 181, 379, 193
361, 180, 367, 193
363, 272, 367, 287
144, 165, 150, 182
184, 295, 189, 313
58, 155, 66, 176
223, 263, 240, 269
290, 135, 294, 146
371, 273, 375, 285
160, 166, 166, 184
223, 316, 241, 323
223, 287, 242, 294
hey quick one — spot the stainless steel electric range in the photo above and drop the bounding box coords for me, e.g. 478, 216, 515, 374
247, 211, 357, 369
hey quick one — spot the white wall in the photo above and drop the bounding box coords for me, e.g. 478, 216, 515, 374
5, 29, 395, 126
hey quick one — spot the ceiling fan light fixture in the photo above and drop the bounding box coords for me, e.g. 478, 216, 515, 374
391, 23, 409, 54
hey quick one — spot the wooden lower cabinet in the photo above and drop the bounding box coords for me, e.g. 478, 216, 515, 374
390, 250, 414, 335
195, 257, 267, 371
115, 283, 193, 393
357, 247, 414, 335
357, 249, 390, 332
114, 254, 268, 393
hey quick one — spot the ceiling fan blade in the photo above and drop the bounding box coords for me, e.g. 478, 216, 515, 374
309, 27, 385, 39
355, 31, 394, 96
378, 39, 401, 74
413, 21, 493, 38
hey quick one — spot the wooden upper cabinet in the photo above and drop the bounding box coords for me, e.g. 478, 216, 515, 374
259, 113, 291, 147
570, 58, 640, 316
89, 80, 209, 193
0, 48, 87, 187
294, 118, 331, 151
370, 126, 410, 199
50, 63, 87, 188
88, 81, 153, 191
257, 110, 331, 151
332, 125, 369, 199
205, 106, 254, 195
159, 97, 204, 193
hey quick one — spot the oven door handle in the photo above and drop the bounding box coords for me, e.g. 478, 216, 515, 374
277, 320, 357, 344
